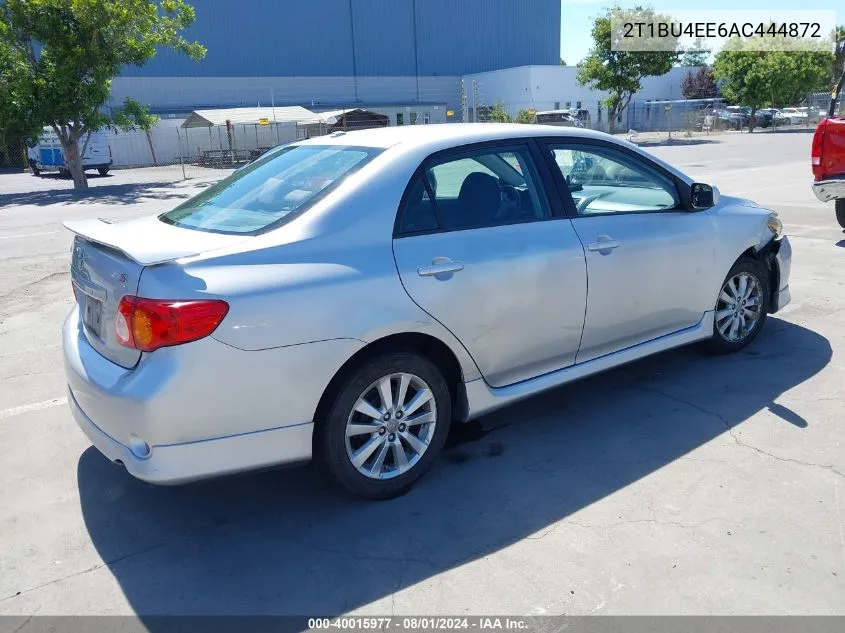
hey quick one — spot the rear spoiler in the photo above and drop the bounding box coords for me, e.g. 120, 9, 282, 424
63, 217, 248, 266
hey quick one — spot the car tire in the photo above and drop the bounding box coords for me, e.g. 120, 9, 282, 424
320, 352, 451, 500
704, 256, 769, 355
835, 199, 845, 229
29, 160, 40, 176
98, 167, 109, 176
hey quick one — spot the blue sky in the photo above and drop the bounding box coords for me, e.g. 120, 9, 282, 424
560, 0, 841, 64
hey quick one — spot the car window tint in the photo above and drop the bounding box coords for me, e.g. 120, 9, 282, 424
397, 175, 439, 234
423, 147, 551, 231
160, 145, 381, 235
549, 145, 679, 215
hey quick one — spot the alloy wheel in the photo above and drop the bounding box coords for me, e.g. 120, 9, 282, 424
715, 271, 763, 343
344, 372, 437, 480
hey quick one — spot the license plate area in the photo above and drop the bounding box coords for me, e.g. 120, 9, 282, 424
82, 295, 104, 339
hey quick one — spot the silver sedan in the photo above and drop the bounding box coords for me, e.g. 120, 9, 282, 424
63, 124, 792, 499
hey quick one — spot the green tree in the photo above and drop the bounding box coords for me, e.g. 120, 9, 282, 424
484, 103, 512, 123
560, 58, 567, 66
680, 38, 711, 66
113, 98, 161, 165
714, 39, 832, 132
514, 109, 536, 124
834, 26, 845, 83
576, 7, 678, 133
0, 0, 204, 189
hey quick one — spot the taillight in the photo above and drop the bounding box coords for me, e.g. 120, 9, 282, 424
115, 296, 229, 352
811, 119, 827, 180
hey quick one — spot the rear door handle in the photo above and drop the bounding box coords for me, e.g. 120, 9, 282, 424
417, 259, 464, 277
587, 235, 621, 252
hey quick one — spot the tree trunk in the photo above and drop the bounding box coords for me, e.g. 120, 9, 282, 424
608, 106, 617, 134
63, 139, 88, 190
748, 107, 757, 134
145, 130, 158, 166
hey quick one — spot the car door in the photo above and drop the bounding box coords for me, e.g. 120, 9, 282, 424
392, 141, 587, 388
541, 140, 716, 364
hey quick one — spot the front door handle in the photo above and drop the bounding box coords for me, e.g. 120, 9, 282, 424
587, 235, 621, 253
417, 259, 465, 277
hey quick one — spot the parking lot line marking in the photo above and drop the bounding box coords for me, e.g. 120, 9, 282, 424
0, 230, 63, 240
0, 396, 67, 420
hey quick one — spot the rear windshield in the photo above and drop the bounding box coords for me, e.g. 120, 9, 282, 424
160, 145, 381, 234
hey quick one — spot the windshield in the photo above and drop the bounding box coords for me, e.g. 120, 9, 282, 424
160, 145, 381, 235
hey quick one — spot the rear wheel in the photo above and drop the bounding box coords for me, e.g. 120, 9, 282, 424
705, 257, 769, 354
320, 352, 451, 499
28, 160, 40, 176
98, 167, 109, 176
835, 199, 845, 229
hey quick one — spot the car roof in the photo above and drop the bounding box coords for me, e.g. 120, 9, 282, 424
291, 123, 693, 186
293, 123, 615, 151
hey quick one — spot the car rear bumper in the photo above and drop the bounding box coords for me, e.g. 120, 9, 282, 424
62, 306, 364, 484
67, 386, 313, 484
812, 176, 845, 202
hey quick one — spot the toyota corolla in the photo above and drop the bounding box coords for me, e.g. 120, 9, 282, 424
63, 124, 791, 499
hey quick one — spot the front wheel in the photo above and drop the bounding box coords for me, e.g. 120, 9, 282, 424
98, 167, 109, 176
705, 257, 769, 354
28, 160, 40, 176
320, 352, 451, 499
835, 199, 845, 229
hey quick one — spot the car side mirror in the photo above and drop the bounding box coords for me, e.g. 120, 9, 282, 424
691, 183, 718, 209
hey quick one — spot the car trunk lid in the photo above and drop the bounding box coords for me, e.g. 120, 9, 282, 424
65, 216, 249, 368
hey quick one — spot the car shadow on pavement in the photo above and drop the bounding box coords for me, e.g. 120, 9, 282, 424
0, 181, 202, 208
77, 318, 830, 618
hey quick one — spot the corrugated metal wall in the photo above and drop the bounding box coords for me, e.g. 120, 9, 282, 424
122, 0, 559, 78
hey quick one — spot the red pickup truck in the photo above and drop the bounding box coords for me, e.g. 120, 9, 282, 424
812, 72, 845, 227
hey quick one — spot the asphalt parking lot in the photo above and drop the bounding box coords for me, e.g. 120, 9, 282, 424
0, 131, 843, 617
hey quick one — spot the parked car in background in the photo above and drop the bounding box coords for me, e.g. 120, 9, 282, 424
715, 108, 743, 129
811, 71, 845, 227
568, 108, 592, 128
759, 109, 790, 126
753, 108, 773, 128
720, 106, 771, 129
534, 110, 584, 128
27, 127, 112, 177
63, 123, 791, 499
782, 108, 808, 124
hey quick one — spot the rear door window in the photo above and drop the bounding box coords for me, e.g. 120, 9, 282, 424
160, 145, 381, 234
396, 146, 551, 234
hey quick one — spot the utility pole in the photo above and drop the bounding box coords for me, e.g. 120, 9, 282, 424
461, 80, 468, 123
472, 80, 479, 123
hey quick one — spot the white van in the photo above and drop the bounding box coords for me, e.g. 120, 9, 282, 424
27, 128, 112, 177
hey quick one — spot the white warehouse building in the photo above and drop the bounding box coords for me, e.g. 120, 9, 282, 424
464, 65, 699, 130
104, 65, 698, 168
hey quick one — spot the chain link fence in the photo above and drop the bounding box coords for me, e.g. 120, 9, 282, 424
0, 141, 27, 170
809, 91, 844, 121
13, 89, 840, 189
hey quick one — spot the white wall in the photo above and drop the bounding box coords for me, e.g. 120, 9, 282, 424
464, 65, 698, 130
106, 106, 453, 168
106, 118, 299, 168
